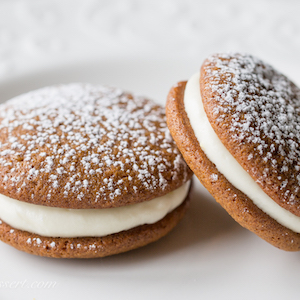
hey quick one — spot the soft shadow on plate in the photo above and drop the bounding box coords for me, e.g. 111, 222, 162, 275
0, 179, 247, 283
42, 179, 241, 269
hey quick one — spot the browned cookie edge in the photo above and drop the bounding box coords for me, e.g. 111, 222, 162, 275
200, 54, 300, 217
166, 81, 300, 251
0, 195, 190, 258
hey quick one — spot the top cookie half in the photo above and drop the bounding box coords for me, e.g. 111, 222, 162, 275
0, 84, 192, 209
201, 53, 300, 216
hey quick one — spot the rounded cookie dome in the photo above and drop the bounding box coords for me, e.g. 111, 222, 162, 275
201, 53, 300, 216
0, 84, 192, 209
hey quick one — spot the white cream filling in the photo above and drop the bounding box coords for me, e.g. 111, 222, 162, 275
0, 180, 190, 237
184, 72, 300, 233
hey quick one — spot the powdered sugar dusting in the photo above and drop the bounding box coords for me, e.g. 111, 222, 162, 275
202, 53, 300, 210
210, 174, 218, 182
0, 84, 189, 208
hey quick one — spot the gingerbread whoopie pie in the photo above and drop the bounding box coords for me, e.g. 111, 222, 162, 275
166, 53, 300, 251
0, 83, 192, 258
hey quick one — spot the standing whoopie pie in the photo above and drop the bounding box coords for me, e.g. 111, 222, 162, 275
166, 53, 300, 251
0, 83, 192, 258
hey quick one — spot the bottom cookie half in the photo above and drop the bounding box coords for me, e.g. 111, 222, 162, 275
0, 196, 190, 258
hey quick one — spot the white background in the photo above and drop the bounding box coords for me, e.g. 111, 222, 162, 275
0, 1, 300, 299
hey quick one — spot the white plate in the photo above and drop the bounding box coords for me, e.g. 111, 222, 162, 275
0, 58, 299, 300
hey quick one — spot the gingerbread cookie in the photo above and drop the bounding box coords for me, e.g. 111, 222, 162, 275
166, 53, 300, 251
0, 83, 192, 258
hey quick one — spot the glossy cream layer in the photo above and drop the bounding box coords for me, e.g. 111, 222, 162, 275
0, 180, 190, 237
184, 72, 300, 233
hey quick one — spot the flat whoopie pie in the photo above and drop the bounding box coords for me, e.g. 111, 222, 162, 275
0, 83, 192, 258
166, 53, 300, 251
